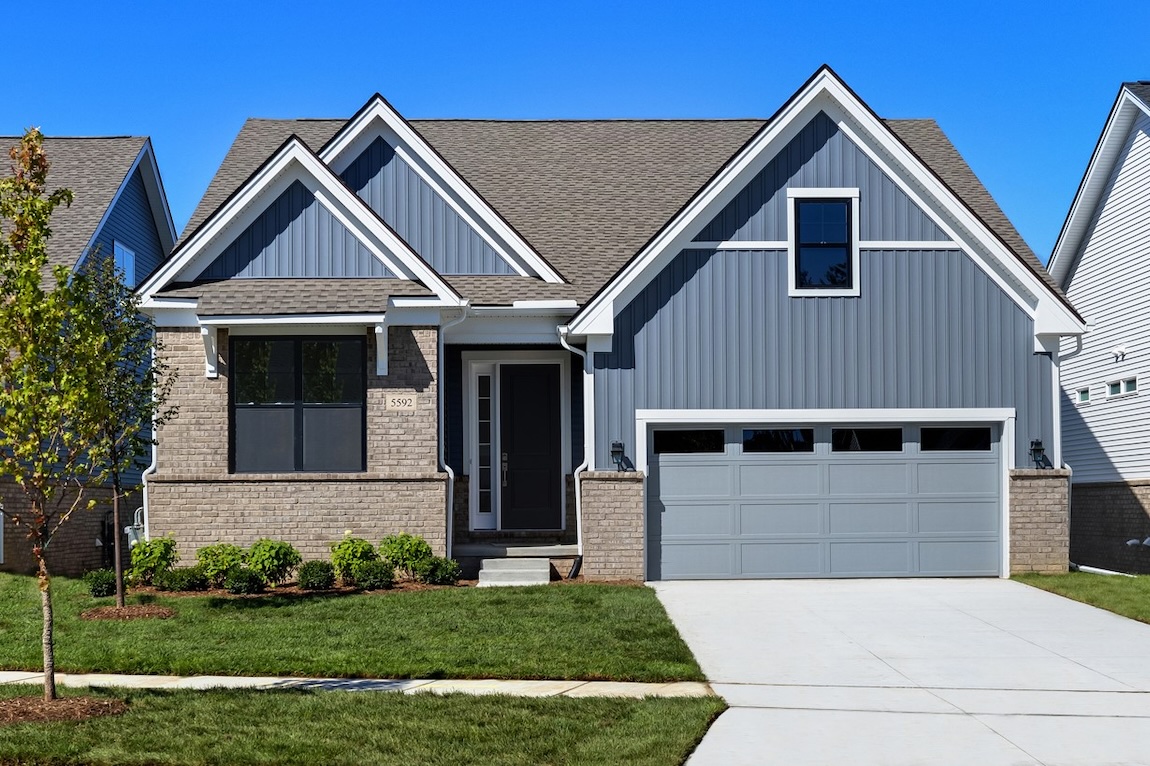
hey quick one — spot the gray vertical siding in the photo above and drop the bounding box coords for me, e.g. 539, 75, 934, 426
196, 180, 396, 279
695, 112, 949, 243
91, 167, 167, 283
594, 248, 1053, 469
341, 137, 515, 275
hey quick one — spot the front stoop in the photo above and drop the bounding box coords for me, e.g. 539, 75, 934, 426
478, 558, 552, 587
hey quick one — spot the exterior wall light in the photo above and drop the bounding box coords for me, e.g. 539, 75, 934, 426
1029, 439, 1047, 469
610, 441, 625, 471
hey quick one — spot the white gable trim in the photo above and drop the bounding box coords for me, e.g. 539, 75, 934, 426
137, 139, 462, 307
1049, 87, 1150, 287
320, 96, 565, 284
569, 68, 1085, 339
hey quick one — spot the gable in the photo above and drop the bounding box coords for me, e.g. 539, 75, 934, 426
696, 112, 948, 243
195, 180, 396, 280
340, 137, 514, 275
90, 166, 168, 284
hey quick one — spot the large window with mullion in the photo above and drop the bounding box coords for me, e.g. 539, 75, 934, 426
794, 198, 852, 290
231, 337, 366, 473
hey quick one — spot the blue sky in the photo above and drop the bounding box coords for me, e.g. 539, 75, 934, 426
3, 0, 1148, 260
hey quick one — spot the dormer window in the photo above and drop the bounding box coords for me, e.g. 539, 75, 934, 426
787, 188, 860, 297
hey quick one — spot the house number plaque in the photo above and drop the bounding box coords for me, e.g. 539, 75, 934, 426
386, 395, 417, 412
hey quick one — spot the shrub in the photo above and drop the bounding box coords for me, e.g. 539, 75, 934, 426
247, 539, 302, 586
82, 568, 116, 598
128, 536, 179, 586
350, 559, 394, 591
379, 533, 433, 579
224, 567, 266, 595
196, 543, 247, 587
297, 560, 336, 590
330, 536, 378, 584
414, 556, 462, 586
155, 566, 210, 593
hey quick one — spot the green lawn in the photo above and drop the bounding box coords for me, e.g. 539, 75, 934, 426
1015, 572, 1150, 624
0, 686, 725, 766
0, 574, 702, 682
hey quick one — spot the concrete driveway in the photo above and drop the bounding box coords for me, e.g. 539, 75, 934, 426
655, 579, 1150, 766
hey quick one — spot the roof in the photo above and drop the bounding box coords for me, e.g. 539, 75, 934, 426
1, 136, 148, 271
159, 278, 432, 316
1127, 81, 1150, 106
180, 113, 1057, 305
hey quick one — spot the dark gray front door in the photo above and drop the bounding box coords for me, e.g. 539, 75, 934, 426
499, 364, 562, 529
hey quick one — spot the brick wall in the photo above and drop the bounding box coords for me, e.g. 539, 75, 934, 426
580, 471, 645, 581
1069, 479, 1150, 573
1009, 469, 1070, 574
1, 483, 118, 577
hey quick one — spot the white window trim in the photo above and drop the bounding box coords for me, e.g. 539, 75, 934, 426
1075, 387, 1092, 405
1106, 376, 1139, 399
786, 188, 861, 298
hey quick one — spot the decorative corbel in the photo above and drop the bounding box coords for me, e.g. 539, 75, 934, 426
374, 321, 388, 377
200, 326, 218, 378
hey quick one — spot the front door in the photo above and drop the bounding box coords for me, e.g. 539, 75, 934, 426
499, 364, 562, 529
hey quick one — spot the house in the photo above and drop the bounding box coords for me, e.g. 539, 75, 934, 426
138, 67, 1082, 581
1049, 81, 1150, 573
0, 135, 176, 576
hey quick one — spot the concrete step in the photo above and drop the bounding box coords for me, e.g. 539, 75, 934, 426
478, 558, 551, 587
481, 557, 551, 572
455, 543, 578, 558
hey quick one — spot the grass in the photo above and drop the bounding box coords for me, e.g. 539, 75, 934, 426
0, 573, 702, 682
1015, 571, 1150, 624
0, 685, 726, 766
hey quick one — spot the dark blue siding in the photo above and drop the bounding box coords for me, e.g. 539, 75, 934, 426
695, 112, 949, 243
196, 180, 396, 279
594, 248, 1052, 469
91, 167, 167, 284
341, 137, 514, 275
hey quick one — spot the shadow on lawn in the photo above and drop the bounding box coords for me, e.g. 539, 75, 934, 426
202, 591, 361, 611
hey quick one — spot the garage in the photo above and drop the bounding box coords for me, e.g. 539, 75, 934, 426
647, 422, 1003, 579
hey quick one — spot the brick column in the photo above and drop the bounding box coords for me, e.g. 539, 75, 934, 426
580, 471, 645, 581
1009, 469, 1070, 574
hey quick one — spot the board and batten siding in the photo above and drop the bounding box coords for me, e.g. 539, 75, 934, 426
1060, 111, 1150, 483
195, 180, 396, 279
593, 247, 1053, 470
90, 167, 167, 284
340, 136, 514, 276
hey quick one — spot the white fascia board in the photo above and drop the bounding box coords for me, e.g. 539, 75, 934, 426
469, 305, 579, 318
512, 299, 579, 309
139, 140, 178, 253
146, 306, 200, 328
199, 314, 387, 326
320, 99, 564, 284
1048, 90, 1150, 286
445, 313, 578, 344
634, 407, 1015, 425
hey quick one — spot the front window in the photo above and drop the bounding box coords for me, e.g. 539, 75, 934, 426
231, 336, 366, 472
788, 189, 860, 296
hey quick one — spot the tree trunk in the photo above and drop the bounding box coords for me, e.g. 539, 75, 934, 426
112, 476, 124, 608
37, 553, 56, 701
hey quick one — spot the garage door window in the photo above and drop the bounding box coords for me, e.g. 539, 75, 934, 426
653, 430, 724, 454
920, 427, 991, 451
743, 428, 815, 452
831, 428, 903, 452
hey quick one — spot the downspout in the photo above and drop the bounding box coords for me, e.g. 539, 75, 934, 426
140, 344, 160, 541
557, 325, 591, 568
439, 303, 470, 560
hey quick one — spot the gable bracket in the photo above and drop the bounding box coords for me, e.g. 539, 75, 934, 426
375, 320, 389, 377
201, 326, 219, 379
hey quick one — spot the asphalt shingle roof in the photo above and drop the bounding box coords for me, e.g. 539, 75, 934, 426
159, 278, 432, 316
1126, 81, 1150, 107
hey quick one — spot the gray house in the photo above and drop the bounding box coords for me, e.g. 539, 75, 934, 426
0, 135, 176, 575
138, 67, 1081, 581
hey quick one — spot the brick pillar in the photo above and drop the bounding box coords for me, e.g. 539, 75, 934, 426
1009, 469, 1070, 574
580, 471, 645, 581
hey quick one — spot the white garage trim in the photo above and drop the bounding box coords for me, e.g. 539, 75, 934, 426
634, 407, 1016, 579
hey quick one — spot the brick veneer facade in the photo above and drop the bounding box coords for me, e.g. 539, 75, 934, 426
579, 471, 645, 581
1, 483, 118, 577
1009, 469, 1070, 574
1069, 479, 1150, 574
147, 325, 448, 562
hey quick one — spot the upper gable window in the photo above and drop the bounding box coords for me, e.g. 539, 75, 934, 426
787, 188, 860, 297
113, 241, 136, 287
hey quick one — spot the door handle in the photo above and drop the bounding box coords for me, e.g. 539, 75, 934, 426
501, 452, 508, 488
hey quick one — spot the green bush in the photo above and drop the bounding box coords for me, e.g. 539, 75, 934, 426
224, 567, 266, 595
414, 556, 462, 586
297, 560, 336, 590
155, 566, 210, 592
379, 533, 433, 579
196, 543, 247, 587
330, 536, 378, 584
82, 568, 116, 598
350, 559, 394, 591
128, 536, 179, 586
247, 539, 302, 586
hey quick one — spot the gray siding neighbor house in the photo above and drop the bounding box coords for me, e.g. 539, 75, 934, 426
0, 136, 176, 576
137, 66, 1083, 582
1049, 81, 1150, 573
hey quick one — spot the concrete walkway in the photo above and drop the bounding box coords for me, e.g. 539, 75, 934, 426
0, 670, 711, 699
656, 579, 1150, 766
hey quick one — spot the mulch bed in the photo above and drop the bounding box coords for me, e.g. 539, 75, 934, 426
80, 605, 175, 621
0, 695, 127, 726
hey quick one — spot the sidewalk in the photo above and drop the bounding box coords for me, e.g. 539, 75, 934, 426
0, 670, 712, 699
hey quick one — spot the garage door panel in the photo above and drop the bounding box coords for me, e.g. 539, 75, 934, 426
917, 462, 997, 494
830, 541, 912, 575
659, 502, 734, 537
658, 543, 734, 579
657, 465, 731, 496
828, 502, 911, 534
739, 464, 821, 496
739, 503, 821, 535
918, 540, 999, 574
827, 463, 908, 495
740, 542, 823, 576
918, 501, 999, 533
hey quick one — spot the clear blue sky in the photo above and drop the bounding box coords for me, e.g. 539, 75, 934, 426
3, 0, 1147, 261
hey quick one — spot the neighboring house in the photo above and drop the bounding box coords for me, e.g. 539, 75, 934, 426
138, 67, 1083, 581
1049, 81, 1150, 572
0, 136, 176, 576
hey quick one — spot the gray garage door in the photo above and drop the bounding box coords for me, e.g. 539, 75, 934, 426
648, 423, 1002, 579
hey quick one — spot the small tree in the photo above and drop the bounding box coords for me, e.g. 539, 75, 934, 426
0, 129, 110, 701
77, 253, 177, 607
